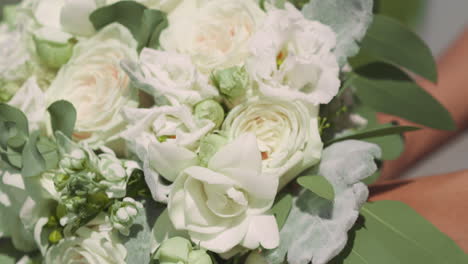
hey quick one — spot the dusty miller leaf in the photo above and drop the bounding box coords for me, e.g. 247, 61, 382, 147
122, 199, 164, 264
303, 0, 374, 66
264, 140, 381, 264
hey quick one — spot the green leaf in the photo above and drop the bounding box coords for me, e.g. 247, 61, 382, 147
37, 137, 59, 170
362, 171, 380, 185
365, 132, 404, 161
0, 254, 15, 264
0, 103, 29, 136
122, 199, 164, 264
326, 125, 419, 146
302, 0, 374, 66
358, 15, 437, 82
90, 1, 167, 52
47, 100, 77, 139
268, 194, 293, 230
331, 201, 468, 263
21, 131, 46, 177
297, 175, 335, 201
139, 9, 168, 51
352, 75, 456, 130
353, 107, 405, 161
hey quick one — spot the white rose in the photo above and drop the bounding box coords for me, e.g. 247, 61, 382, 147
222, 97, 323, 189
121, 105, 214, 202
45, 218, 127, 264
168, 133, 280, 253
247, 4, 340, 105
125, 48, 218, 106
160, 0, 265, 73
46, 24, 139, 147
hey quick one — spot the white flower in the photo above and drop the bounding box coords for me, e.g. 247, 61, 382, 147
222, 97, 323, 189
160, 0, 265, 73
46, 24, 139, 147
121, 105, 214, 202
45, 218, 127, 264
125, 48, 218, 106
247, 4, 340, 105
168, 134, 280, 253
0, 24, 32, 102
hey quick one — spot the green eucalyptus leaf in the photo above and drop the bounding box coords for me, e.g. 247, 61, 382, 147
352, 107, 406, 161
47, 100, 77, 139
326, 125, 419, 146
139, 9, 168, 50
0, 103, 29, 136
331, 201, 468, 263
352, 75, 456, 130
37, 137, 59, 170
365, 130, 404, 161
0, 254, 15, 264
268, 194, 293, 230
6, 147, 22, 168
297, 175, 335, 201
303, 0, 374, 66
22, 132, 46, 177
90, 1, 167, 52
362, 171, 380, 185
358, 15, 437, 83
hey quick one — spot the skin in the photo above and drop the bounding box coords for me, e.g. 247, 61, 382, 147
372, 28, 468, 252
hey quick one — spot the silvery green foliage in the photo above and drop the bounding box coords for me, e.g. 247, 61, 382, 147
264, 140, 381, 264
302, 0, 373, 66
122, 199, 164, 264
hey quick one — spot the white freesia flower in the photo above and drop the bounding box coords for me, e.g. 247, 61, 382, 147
46, 24, 139, 148
223, 97, 323, 188
160, 0, 265, 73
247, 4, 340, 105
126, 48, 218, 106
168, 134, 280, 253
45, 216, 127, 264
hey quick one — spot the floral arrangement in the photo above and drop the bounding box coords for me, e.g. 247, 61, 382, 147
0, 0, 465, 264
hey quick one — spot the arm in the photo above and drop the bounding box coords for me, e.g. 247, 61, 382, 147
370, 171, 468, 252
379, 28, 468, 180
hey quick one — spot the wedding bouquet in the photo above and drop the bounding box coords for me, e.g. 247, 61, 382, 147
0, 0, 466, 264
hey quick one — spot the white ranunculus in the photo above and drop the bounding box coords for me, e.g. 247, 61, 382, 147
121, 105, 214, 202
46, 24, 139, 147
168, 133, 280, 254
126, 48, 218, 106
0, 24, 32, 102
222, 97, 323, 189
247, 4, 340, 105
160, 0, 265, 73
45, 217, 127, 264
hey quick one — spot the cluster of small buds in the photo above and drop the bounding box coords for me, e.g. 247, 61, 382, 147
109, 197, 143, 236
59, 148, 87, 173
